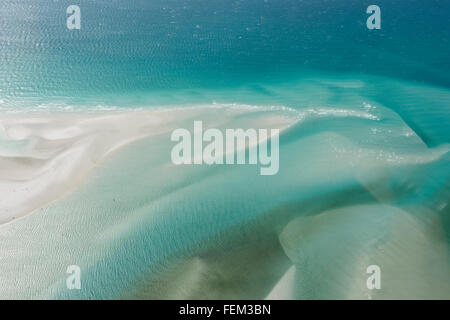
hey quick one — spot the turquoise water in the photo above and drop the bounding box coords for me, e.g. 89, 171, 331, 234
0, 0, 449, 299
1, 0, 449, 144
1, 105, 448, 299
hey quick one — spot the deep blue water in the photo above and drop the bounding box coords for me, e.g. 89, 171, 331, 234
0, 0, 449, 93
1, 0, 449, 145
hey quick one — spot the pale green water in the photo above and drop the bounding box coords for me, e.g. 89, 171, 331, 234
0, 103, 448, 299
0, 0, 449, 299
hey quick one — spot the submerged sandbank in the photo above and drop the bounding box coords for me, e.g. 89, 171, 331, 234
0, 103, 448, 299
0, 106, 296, 224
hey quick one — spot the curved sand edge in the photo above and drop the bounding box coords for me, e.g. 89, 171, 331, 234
0, 107, 296, 224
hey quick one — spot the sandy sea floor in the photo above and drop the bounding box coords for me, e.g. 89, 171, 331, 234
0, 103, 449, 299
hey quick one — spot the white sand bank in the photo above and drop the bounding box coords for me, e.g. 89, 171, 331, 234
0, 107, 295, 224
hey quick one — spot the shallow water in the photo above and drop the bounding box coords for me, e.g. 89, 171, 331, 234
0, 0, 449, 299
